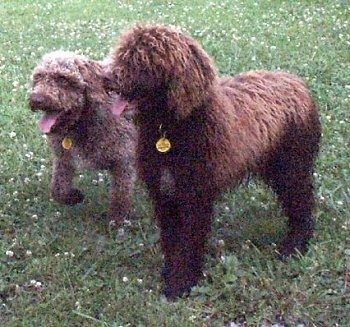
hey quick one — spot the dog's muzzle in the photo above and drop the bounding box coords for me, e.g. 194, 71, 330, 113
29, 92, 51, 111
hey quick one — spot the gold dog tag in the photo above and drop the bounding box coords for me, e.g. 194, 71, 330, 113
62, 137, 73, 150
156, 137, 171, 153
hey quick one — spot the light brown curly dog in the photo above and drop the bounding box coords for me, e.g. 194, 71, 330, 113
106, 25, 321, 299
29, 51, 137, 224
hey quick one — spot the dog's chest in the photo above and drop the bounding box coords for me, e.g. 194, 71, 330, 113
159, 166, 176, 197
58, 134, 116, 170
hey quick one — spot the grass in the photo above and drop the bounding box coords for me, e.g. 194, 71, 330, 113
0, 0, 349, 326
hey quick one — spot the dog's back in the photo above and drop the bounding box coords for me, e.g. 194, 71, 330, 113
217, 70, 320, 173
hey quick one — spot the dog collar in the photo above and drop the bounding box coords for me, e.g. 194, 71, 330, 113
62, 137, 73, 150
156, 137, 171, 153
156, 124, 171, 153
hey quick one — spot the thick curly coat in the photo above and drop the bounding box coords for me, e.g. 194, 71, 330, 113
29, 51, 137, 224
107, 25, 321, 299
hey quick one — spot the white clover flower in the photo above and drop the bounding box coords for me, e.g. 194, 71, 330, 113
123, 219, 132, 227
122, 276, 129, 283
25, 151, 34, 159
6, 250, 14, 257
218, 239, 225, 247
118, 228, 125, 237
30, 280, 42, 289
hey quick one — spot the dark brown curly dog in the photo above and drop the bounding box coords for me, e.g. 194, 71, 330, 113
29, 51, 137, 225
106, 25, 321, 299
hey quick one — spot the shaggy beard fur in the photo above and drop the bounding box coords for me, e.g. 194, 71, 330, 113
106, 25, 321, 299
29, 51, 137, 224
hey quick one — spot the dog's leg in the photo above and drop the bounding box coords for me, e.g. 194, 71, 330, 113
51, 152, 84, 205
263, 154, 316, 259
157, 197, 213, 299
276, 170, 315, 259
108, 168, 135, 225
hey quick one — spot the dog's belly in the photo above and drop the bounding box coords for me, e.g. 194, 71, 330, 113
71, 147, 115, 171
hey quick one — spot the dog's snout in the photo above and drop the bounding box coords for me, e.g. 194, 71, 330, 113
29, 93, 47, 110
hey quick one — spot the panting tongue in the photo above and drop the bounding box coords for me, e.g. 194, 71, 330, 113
111, 95, 128, 117
38, 112, 60, 133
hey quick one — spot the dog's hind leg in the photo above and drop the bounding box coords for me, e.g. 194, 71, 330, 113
108, 168, 136, 225
262, 135, 318, 259
273, 169, 315, 259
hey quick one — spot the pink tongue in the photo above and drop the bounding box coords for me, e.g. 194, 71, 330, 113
111, 95, 128, 117
38, 112, 60, 133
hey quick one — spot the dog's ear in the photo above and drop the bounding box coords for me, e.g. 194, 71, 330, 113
110, 25, 218, 118
166, 39, 217, 119
78, 59, 107, 106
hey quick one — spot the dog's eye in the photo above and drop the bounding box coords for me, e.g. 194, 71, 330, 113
56, 76, 82, 89
56, 76, 69, 87
32, 73, 43, 83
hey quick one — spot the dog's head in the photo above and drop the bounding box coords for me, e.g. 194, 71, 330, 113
29, 51, 107, 134
106, 25, 217, 119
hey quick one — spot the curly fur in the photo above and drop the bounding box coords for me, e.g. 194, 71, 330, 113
107, 25, 321, 299
29, 51, 137, 224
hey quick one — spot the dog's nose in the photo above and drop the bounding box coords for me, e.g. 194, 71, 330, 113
29, 93, 47, 110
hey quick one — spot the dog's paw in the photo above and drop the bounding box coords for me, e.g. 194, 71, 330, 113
163, 284, 192, 301
107, 208, 136, 227
161, 266, 200, 300
64, 189, 85, 205
277, 236, 309, 261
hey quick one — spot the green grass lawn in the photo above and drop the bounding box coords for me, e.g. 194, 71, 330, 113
1, 0, 349, 326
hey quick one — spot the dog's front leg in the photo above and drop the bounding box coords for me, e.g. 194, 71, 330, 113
157, 197, 213, 300
50, 150, 84, 205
